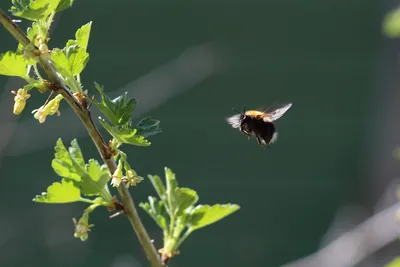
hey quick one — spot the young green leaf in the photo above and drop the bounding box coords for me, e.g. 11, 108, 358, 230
98, 118, 151, 146
165, 167, 179, 215
187, 204, 240, 231
10, 0, 61, 21
139, 196, 168, 231
94, 83, 136, 126
17, 22, 40, 53
75, 22, 92, 52
51, 138, 111, 198
0, 51, 30, 78
175, 187, 198, 215
52, 138, 84, 181
148, 175, 166, 200
78, 159, 110, 196
50, 48, 72, 77
56, 0, 74, 11
136, 117, 162, 137
65, 45, 89, 76
33, 178, 81, 203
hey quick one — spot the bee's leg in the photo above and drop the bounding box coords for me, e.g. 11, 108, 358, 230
256, 137, 268, 149
256, 136, 263, 146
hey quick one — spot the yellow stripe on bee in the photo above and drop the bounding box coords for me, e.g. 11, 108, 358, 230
244, 110, 272, 122
245, 110, 265, 118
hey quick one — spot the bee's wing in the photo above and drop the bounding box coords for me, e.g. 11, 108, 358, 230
226, 113, 242, 128
265, 103, 292, 121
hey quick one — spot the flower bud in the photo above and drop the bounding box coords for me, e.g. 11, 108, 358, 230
110, 159, 124, 187
11, 88, 31, 115
72, 214, 94, 242
32, 94, 63, 123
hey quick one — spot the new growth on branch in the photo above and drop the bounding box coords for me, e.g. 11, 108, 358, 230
0, 0, 240, 266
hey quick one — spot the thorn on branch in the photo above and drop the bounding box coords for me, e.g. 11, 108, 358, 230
107, 196, 125, 219
109, 211, 125, 219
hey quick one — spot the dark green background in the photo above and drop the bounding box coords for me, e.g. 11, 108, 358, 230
0, 0, 381, 266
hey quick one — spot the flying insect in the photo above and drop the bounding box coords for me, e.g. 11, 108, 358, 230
226, 103, 292, 148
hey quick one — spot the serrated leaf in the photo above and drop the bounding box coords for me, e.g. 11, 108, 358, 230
0, 51, 29, 78
175, 187, 198, 215
51, 138, 111, 196
66, 39, 77, 49
98, 117, 151, 146
17, 22, 40, 52
33, 178, 81, 203
79, 159, 109, 196
69, 139, 85, 166
65, 45, 89, 76
165, 167, 179, 215
136, 117, 162, 137
148, 175, 166, 200
52, 138, 84, 181
75, 22, 92, 52
50, 48, 72, 77
94, 83, 137, 126
55, 0, 73, 11
10, 0, 61, 21
187, 204, 240, 231
139, 197, 168, 231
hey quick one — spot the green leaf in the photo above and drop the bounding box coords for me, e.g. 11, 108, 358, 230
187, 204, 240, 231
10, 0, 61, 21
66, 39, 77, 49
50, 46, 88, 77
52, 138, 83, 181
51, 138, 110, 197
386, 257, 400, 267
94, 83, 136, 126
165, 167, 179, 214
0, 51, 29, 78
139, 196, 168, 231
17, 22, 40, 52
136, 117, 162, 137
55, 0, 74, 11
65, 45, 89, 76
383, 7, 400, 38
98, 117, 151, 146
148, 175, 166, 200
175, 187, 198, 215
50, 48, 72, 77
78, 159, 110, 196
68, 139, 85, 166
33, 178, 81, 203
75, 22, 92, 52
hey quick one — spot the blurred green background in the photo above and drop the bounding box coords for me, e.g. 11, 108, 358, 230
0, 0, 382, 266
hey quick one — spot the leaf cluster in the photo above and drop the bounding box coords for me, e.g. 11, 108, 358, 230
140, 168, 240, 262
0, 0, 241, 264
33, 138, 112, 204
94, 82, 161, 147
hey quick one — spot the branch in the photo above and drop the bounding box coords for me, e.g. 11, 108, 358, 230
282, 202, 400, 267
0, 9, 162, 267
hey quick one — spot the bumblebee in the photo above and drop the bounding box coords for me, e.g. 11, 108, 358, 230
226, 103, 292, 147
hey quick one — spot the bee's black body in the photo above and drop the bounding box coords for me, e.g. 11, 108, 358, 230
240, 115, 276, 146
226, 103, 292, 148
